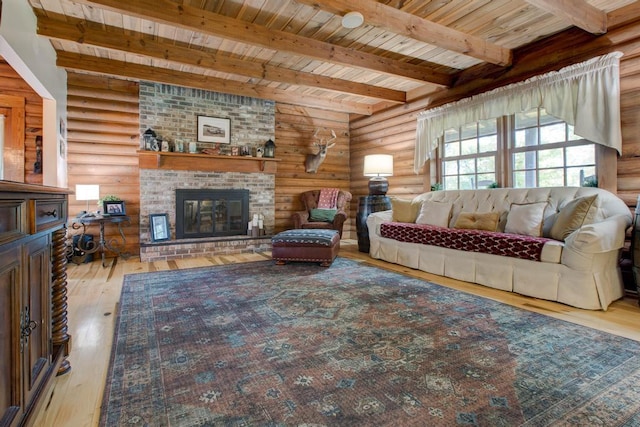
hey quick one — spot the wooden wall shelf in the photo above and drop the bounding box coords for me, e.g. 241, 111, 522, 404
138, 151, 280, 174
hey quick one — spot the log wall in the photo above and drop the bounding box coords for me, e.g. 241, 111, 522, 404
274, 104, 352, 236
66, 72, 140, 256
351, 18, 640, 209
0, 59, 43, 185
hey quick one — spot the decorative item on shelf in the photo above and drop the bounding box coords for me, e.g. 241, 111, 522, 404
161, 138, 170, 152
202, 144, 222, 156
76, 184, 100, 217
264, 138, 276, 158
189, 142, 197, 153
142, 128, 157, 151
231, 146, 239, 156
363, 154, 393, 196
152, 136, 161, 151
174, 140, 184, 153
256, 146, 264, 158
241, 145, 251, 156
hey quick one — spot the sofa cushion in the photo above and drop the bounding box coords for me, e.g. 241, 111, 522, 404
454, 212, 500, 231
380, 222, 553, 262
505, 202, 547, 237
309, 208, 337, 222
549, 195, 598, 241
390, 198, 421, 223
415, 201, 453, 227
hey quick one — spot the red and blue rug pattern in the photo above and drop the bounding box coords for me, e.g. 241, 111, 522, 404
100, 258, 640, 426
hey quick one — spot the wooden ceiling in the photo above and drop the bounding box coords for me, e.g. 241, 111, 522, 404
28, 0, 640, 115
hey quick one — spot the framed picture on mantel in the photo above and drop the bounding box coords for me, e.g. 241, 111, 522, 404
197, 116, 230, 144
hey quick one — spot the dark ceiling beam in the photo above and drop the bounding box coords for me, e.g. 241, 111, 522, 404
55, 51, 375, 115
36, 14, 406, 103
297, 0, 512, 66
70, 0, 454, 86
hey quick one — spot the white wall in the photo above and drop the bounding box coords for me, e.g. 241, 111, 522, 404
0, 0, 67, 187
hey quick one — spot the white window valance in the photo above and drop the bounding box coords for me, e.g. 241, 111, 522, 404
414, 52, 623, 174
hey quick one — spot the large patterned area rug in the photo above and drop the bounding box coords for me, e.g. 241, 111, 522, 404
100, 258, 640, 426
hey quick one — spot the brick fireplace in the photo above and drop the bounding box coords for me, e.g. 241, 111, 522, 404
138, 154, 277, 262
137, 82, 277, 262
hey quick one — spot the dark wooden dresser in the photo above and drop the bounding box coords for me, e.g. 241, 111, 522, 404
0, 181, 71, 427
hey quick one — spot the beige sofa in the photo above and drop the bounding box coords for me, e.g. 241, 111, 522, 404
367, 187, 632, 310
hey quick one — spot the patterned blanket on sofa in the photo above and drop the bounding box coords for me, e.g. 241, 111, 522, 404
379, 222, 553, 261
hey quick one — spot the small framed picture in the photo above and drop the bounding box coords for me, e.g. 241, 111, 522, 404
150, 213, 170, 242
197, 116, 231, 144
104, 201, 126, 216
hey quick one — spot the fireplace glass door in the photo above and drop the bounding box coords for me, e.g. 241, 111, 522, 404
176, 189, 249, 239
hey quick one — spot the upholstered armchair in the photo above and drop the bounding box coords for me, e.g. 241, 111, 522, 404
292, 189, 352, 237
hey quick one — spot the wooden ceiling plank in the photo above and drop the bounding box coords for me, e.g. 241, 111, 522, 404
55, 51, 373, 115
37, 14, 405, 103
70, 0, 453, 86
296, 0, 512, 66
524, 0, 607, 34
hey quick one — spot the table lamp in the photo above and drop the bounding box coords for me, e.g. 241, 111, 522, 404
75, 184, 100, 216
363, 154, 393, 195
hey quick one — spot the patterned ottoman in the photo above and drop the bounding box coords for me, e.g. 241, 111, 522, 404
271, 229, 340, 267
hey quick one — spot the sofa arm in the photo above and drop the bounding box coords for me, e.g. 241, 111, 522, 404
564, 215, 630, 253
366, 210, 393, 236
292, 210, 309, 229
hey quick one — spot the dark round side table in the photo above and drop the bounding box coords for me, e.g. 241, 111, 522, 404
356, 195, 391, 253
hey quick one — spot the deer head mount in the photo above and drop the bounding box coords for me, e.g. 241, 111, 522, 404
305, 128, 337, 173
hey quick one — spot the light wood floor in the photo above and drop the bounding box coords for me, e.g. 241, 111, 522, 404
34, 240, 640, 427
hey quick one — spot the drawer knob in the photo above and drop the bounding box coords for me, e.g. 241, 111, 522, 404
44, 209, 57, 217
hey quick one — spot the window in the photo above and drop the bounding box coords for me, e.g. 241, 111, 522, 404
439, 108, 595, 189
442, 119, 498, 190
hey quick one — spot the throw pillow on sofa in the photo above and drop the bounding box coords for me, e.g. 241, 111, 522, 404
391, 198, 422, 223
415, 201, 453, 227
505, 202, 548, 237
454, 212, 500, 231
549, 194, 598, 241
309, 208, 337, 222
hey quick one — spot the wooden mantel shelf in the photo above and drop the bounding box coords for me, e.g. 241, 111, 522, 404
138, 151, 280, 174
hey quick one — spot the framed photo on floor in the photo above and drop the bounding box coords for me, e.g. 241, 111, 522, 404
197, 116, 230, 144
150, 213, 170, 242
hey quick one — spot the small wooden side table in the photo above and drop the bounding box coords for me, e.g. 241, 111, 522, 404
71, 215, 130, 267
356, 195, 391, 253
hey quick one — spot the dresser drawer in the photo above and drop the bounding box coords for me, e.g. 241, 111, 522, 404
31, 199, 68, 233
0, 199, 27, 244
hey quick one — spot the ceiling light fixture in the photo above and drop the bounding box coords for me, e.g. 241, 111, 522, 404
341, 11, 364, 29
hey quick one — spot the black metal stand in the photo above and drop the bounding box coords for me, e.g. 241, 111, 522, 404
71, 215, 131, 267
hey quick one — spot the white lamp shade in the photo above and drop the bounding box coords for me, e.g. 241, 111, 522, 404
363, 154, 393, 177
75, 184, 100, 201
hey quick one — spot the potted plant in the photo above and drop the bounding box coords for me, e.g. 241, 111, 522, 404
97, 195, 121, 213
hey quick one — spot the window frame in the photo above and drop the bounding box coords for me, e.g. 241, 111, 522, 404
436, 109, 604, 190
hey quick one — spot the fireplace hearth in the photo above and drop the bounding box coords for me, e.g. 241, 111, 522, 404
176, 189, 249, 239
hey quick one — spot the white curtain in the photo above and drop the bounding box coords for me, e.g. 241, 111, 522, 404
414, 52, 623, 174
